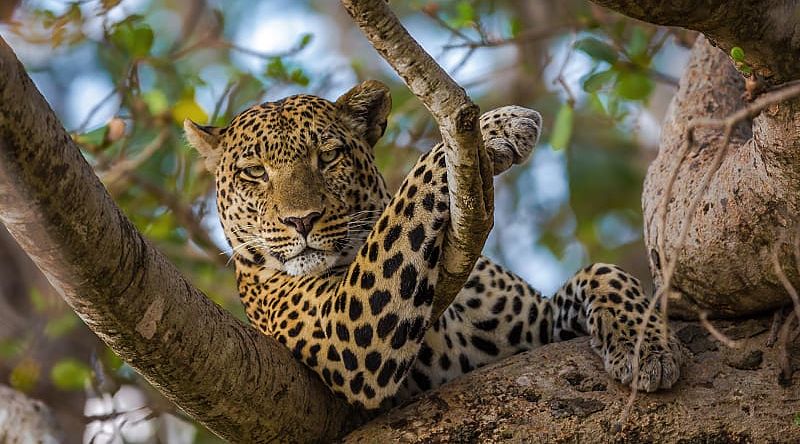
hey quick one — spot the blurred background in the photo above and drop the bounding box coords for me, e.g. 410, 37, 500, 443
0, 0, 693, 442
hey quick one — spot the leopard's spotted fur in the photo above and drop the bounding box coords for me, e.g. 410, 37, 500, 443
185, 80, 684, 410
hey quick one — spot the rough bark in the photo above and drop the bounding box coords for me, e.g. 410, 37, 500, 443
640, 39, 800, 318
344, 318, 800, 443
0, 36, 357, 443
589, 0, 800, 84
586, 0, 800, 317
341, 0, 494, 321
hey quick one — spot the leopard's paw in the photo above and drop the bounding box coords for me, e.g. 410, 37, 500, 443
594, 321, 687, 392
480, 106, 542, 176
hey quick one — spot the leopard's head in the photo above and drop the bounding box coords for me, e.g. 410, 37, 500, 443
185, 81, 392, 275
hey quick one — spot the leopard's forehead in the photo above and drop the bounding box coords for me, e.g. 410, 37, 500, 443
219, 94, 349, 164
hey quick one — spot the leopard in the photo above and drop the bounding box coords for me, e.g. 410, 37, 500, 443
184, 80, 685, 411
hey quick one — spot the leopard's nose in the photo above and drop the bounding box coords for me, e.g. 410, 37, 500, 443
280, 211, 322, 238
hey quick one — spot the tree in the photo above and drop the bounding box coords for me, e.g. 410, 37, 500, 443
0, 0, 798, 442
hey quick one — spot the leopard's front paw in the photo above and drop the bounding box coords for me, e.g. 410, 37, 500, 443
480, 106, 542, 176
594, 320, 686, 392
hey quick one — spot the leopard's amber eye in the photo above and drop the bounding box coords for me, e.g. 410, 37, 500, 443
319, 148, 340, 165
241, 165, 268, 181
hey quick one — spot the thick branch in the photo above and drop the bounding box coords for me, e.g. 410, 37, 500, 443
590, 0, 800, 84
343, 320, 800, 442
340, 0, 494, 320
0, 37, 355, 443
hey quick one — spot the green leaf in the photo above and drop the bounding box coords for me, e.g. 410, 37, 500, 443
0, 338, 25, 360
143, 89, 168, 115
730, 46, 745, 62
452, 1, 476, 28
298, 33, 313, 49
265, 57, 286, 79
587, 92, 606, 115
615, 71, 654, 101
44, 312, 80, 338
550, 104, 574, 150
289, 68, 310, 86
75, 125, 107, 147
51, 358, 92, 390
626, 27, 649, 64
509, 17, 522, 37
583, 70, 615, 93
575, 38, 618, 64
104, 347, 124, 372
110, 19, 153, 58
794, 412, 800, 427
11, 359, 40, 392
29, 288, 47, 312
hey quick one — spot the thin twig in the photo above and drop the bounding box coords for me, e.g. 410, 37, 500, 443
126, 173, 228, 267
442, 23, 572, 49
100, 129, 169, 186
554, 34, 578, 106
767, 308, 787, 347
771, 238, 800, 325
699, 311, 743, 349
778, 314, 796, 385
421, 8, 473, 43
76, 87, 120, 134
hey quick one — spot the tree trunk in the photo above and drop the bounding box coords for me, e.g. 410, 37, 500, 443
642, 36, 800, 318
587, 0, 800, 318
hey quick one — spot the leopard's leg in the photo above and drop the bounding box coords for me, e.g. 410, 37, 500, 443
550, 263, 685, 391
311, 105, 543, 409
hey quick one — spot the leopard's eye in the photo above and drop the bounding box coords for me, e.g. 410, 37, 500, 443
241, 165, 268, 181
319, 148, 341, 165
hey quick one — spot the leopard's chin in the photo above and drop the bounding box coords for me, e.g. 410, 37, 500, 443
283, 248, 338, 276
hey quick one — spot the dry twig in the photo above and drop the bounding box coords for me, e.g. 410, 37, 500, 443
699, 311, 743, 349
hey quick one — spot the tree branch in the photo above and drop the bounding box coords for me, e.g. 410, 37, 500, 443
340, 0, 494, 321
589, 0, 800, 84
344, 323, 800, 442
0, 36, 356, 443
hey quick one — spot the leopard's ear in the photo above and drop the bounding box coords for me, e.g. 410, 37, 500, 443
335, 80, 392, 147
184, 119, 222, 173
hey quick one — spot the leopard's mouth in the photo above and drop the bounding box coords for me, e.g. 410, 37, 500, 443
282, 247, 337, 276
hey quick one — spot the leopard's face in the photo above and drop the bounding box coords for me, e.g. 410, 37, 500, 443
185, 81, 393, 275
